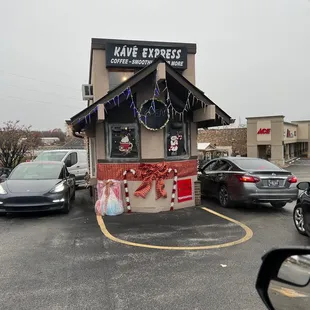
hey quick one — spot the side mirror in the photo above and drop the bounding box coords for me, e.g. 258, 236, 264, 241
256, 247, 310, 310
297, 182, 310, 191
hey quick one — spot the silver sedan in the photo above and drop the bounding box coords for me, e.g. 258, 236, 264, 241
198, 157, 299, 208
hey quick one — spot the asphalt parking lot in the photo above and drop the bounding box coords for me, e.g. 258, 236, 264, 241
0, 160, 310, 310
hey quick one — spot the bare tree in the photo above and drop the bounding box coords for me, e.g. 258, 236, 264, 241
0, 121, 41, 168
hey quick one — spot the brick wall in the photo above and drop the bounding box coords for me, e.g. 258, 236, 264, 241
197, 128, 247, 156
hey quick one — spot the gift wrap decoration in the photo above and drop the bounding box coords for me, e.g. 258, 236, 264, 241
95, 180, 124, 216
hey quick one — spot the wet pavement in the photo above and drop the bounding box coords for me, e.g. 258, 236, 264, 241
0, 160, 309, 310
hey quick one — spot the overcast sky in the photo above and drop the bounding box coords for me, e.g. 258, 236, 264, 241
0, 0, 309, 130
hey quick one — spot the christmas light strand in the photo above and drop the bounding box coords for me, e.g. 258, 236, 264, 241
76, 74, 228, 127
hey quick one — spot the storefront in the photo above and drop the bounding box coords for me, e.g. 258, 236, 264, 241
68, 38, 233, 213
247, 116, 310, 166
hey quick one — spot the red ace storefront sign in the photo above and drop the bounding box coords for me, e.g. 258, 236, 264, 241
257, 128, 271, 135
177, 179, 192, 203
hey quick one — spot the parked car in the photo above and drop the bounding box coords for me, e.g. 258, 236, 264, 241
0, 161, 75, 214
34, 149, 88, 187
293, 182, 310, 237
198, 157, 299, 208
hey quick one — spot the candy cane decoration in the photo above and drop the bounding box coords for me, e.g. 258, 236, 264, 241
123, 169, 136, 213
168, 168, 178, 211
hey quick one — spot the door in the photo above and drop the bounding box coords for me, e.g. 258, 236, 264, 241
200, 160, 218, 195
210, 160, 233, 196
76, 151, 88, 183
64, 152, 78, 176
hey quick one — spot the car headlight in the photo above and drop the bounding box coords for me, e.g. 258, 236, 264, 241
0, 185, 7, 195
51, 183, 65, 193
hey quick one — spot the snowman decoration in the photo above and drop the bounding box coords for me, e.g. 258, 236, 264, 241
119, 135, 133, 155
169, 135, 182, 155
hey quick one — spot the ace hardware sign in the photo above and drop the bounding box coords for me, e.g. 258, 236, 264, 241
257, 128, 271, 134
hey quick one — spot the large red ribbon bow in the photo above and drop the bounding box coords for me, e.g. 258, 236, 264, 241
134, 163, 169, 199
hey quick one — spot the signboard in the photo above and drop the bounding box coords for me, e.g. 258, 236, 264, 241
257, 128, 271, 134
105, 43, 187, 69
177, 179, 192, 203
286, 129, 297, 138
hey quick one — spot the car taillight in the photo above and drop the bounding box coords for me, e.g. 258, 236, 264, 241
287, 176, 297, 183
237, 175, 260, 183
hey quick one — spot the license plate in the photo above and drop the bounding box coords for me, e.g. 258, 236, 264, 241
268, 179, 279, 187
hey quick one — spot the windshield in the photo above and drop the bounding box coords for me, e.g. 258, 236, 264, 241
9, 163, 63, 180
233, 159, 282, 171
34, 152, 67, 162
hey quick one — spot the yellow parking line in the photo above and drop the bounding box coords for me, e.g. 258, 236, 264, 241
96, 207, 253, 250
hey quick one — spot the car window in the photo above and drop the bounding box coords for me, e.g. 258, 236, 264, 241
217, 160, 232, 171
9, 163, 63, 180
233, 158, 282, 170
70, 152, 78, 166
35, 151, 67, 161
203, 160, 218, 172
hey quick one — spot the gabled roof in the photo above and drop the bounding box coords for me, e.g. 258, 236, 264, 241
69, 56, 233, 130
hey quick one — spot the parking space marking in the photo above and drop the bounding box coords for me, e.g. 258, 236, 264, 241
96, 207, 253, 250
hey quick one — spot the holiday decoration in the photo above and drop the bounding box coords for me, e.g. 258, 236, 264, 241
138, 99, 170, 131
122, 169, 136, 212
97, 160, 197, 181
169, 133, 182, 152
177, 179, 192, 203
75, 73, 229, 128
168, 168, 178, 211
134, 163, 169, 200
95, 180, 124, 216
119, 134, 133, 154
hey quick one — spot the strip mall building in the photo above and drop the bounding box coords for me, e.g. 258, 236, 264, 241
68, 38, 233, 213
247, 116, 310, 165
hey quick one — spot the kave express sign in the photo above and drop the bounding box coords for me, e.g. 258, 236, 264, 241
105, 43, 187, 69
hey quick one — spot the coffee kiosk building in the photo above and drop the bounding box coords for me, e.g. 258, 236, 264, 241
69, 38, 233, 213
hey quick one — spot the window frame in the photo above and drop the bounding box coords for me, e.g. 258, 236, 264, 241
106, 122, 140, 161
202, 160, 218, 173
164, 121, 190, 161
70, 152, 78, 166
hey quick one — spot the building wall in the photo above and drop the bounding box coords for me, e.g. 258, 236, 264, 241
284, 123, 298, 144
90, 50, 109, 102
197, 128, 247, 156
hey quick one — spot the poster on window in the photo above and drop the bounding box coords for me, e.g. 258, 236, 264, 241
177, 179, 192, 203
167, 122, 187, 157
110, 125, 138, 158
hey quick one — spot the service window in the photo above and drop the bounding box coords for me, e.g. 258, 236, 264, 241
108, 71, 134, 90
108, 124, 139, 159
165, 122, 189, 158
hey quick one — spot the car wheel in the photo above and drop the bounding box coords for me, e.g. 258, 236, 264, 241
218, 185, 231, 208
293, 204, 308, 236
271, 202, 287, 208
61, 195, 71, 214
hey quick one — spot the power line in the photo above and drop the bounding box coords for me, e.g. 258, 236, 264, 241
0, 69, 81, 91
2, 83, 81, 101
2, 95, 85, 109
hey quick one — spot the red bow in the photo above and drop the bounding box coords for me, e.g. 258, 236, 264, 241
134, 163, 169, 199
